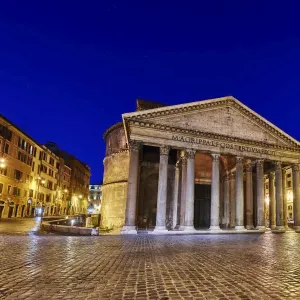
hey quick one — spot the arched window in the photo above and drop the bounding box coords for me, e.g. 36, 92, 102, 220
288, 205, 293, 210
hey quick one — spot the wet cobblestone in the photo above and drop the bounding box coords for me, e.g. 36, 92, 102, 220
0, 231, 300, 299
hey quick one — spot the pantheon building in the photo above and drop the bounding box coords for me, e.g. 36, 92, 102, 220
101, 96, 300, 234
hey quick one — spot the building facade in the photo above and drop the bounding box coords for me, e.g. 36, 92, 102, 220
0, 115, 90, 218
45, 142, 91, 215
88, 184, 102, 214
101, 96, 300, 234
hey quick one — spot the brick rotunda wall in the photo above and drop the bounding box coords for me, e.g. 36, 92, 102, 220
101, 123, 129, 230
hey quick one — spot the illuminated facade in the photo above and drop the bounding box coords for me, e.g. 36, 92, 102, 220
88, 184, 102, 214
101, 96, 300, 234
0, 115, 89, 218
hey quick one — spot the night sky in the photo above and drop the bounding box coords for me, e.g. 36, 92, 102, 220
1, 1, 300, 183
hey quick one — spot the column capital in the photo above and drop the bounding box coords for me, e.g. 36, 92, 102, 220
181, 156, 187, 166
160, 146, 170, 156
269, 172, 275, 180
128, 140, 142, 152
292, 164, 300, 172
236, 156, 243, 165
275, 161, 282, 170
229, 172, 236, 180
186, 149, 196, 159
211, 153, 220, 161
256, 159, 264, 170
245, 160, 253, 172
175, 160, 181, 169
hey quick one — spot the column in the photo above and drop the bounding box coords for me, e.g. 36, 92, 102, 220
121, 140, 141, 234
229, 172, 236, 228
269, 173, 276, 229
179, 154, 187, 229
172, 161, 181, 229
256, 160, 265, 229
210, 154, 221, 230
282, 169, 288, 229
235, 157, 244, 230
154, 146, 170, 232
223, 172, 230, 228
245, 161, 254, 229
292, 164, 300, 231
183, 149, 196, 231
275, 161, 285, 231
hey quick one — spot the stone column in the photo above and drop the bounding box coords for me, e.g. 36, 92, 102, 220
121, 140, 141, 234
154, 146, 170, 232
184, 149, 196, 231
292, 164, 300, 231
235, 157, 244, 230
245, 161, 254, 229
210, 154, 221, 231
223, 172, 230, 228
172, 161, 181, 229
256, 160, 265, 229
229, 172, 236, 228
179, 154, 187, 230
269, 173, 276, 229
282, 169, 288, 229
275, 161, 285, 231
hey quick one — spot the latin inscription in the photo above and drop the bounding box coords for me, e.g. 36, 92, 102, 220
172, 135, 276, 156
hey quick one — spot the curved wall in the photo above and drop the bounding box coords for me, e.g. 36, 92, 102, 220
101, 123, 129, 230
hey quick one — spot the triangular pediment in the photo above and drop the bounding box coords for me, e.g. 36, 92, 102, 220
123, 96, 299, 149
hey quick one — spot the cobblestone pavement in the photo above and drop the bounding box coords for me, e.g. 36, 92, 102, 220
0, 217, 42, 235
1, 232, 300, 300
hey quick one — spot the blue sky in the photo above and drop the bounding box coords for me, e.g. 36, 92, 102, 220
1, 1, 300, 182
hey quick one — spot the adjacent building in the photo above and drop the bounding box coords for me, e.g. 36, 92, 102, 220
88, 184, 102, 214
45, 142, 91, 215
101, 96, 300, 234
0, 115, 91, 218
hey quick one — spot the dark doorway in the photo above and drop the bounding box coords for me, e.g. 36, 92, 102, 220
194, 184, 211, 228
21, 205, 25, 217
0, 206, 4, 218
8, 206, 14, 218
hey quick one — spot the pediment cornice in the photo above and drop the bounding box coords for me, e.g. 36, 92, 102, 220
127, 119, 300, 152
123, 96, 299, 148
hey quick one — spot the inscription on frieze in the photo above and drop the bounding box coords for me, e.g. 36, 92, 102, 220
171, 135, 276, 156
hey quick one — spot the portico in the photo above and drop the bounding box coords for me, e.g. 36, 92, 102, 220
120, 96, 300, 234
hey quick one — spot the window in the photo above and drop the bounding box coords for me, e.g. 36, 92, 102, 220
29, 145, 33, 155
49, 157, 54, 166
7, 185, 11, 194
29, 189, 33, 197
49, 169, 54, 177
287, 173, 292, 178
33, 147, 37, 157
27, 156, 32, 166
4, 143, 9, 154
14, 169, 23, 181
24, 190, 27, 197
13, 187, 21, 196
46, 194, 51, 202
289, 213, 293, 218
0, 167, 7, 176
0, 183, 3, 194
287, 181, 292, 188
32, 162, 35, 172
26, 174, 29, 182
47, 181, 53, 190
288, 205, 293, 210
41, 165, 47, 174
0, 125, 12, 140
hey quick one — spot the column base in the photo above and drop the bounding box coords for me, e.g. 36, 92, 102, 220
152, 226, 168, 234
256, 226, 266, 230
270, 225, 276, 230
121, 226, 137, 234
272, 226, 286, 233
246, 225, 255, 230
209, 226, 221, 231
182, 226, 196, 232
294, 226, 300, 232
235, 226, 246, 231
